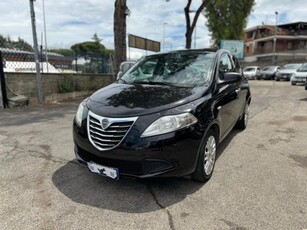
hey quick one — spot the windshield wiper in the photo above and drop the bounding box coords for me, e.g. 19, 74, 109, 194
133, 81, 175, 86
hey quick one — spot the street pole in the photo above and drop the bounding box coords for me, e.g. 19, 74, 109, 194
42, 0, 49, 73
163, 23, 167, 52
272, 11, 278, 65
29, 0, 43, 104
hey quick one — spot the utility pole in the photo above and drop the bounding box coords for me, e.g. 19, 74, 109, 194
42, 0, 49, 73
272, 11, 278, 65
29, 0, 43, 103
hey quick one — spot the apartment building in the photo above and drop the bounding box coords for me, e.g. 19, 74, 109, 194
244, 22, 307, 63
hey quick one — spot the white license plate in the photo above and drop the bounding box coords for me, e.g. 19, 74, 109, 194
87, 162, 119, 180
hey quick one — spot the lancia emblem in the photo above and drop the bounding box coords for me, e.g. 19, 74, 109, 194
101, 118, 110, 130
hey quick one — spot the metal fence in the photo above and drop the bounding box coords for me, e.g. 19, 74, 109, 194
0, 48, 114, 74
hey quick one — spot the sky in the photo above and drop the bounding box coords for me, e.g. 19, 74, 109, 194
0, 0, 306, 59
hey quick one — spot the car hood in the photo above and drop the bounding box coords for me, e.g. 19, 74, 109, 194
294, 71, 307, 77
259, 70, 275, 74
279, 69, 297, 74
87, 83, 206, 117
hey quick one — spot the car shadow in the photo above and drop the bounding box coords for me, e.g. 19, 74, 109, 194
52, 129, 239, 213
52, 160, 203, 213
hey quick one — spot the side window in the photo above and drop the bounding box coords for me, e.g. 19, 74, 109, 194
231, 55, 242, 74
218, 54, 233, 79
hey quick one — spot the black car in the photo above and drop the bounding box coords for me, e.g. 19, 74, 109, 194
73, 49, 251, 182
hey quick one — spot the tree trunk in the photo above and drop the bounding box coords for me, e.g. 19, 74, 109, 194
184, 0, 209, 49
113, 0, 127, 78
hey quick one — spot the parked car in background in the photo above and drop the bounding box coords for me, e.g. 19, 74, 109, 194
290, 63, 307, 85
257, 66, 281, 80
275, 63, 302, 81
73, 49, 251, 183
243, 66, 260, 80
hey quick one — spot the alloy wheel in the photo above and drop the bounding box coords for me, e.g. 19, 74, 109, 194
203, 136, 216, 176
244, 104, 250, 127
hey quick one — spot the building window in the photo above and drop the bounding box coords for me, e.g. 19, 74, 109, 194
288, 42, 293, 50
299, 41, 305, 49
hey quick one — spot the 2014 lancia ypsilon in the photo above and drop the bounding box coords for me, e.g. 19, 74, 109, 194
73, 49, 251, 182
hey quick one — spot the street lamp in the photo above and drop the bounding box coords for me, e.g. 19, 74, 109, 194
163, 22, 167, 51
272, 11, 278, 65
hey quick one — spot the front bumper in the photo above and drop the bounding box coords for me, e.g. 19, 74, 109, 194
260, 74, 274, 80
73, 119, 202, 179
276, 73, 291, 80
291, 76, 306, 83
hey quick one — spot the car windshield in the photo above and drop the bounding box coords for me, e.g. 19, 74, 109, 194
297, 64, 307, 72
262, 67, 275, 71
120, 51, 215, 87
244, 67, 256, 72
283, 64, 301, 70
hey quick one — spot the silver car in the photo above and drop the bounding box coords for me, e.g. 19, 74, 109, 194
275, 63, 302, 81
290, 63, 307, 85
243, 66, 260, 80
257, 66, 281, 80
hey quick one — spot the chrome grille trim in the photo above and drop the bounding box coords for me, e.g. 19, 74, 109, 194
87, 111, 138, 151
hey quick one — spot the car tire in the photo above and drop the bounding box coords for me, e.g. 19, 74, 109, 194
276, 78, 280, 81
192, 130, 217, 182
291, 81, 296, 85
235, 102, 249, 130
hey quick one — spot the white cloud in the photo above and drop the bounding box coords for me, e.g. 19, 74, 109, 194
1, 0, 307, 54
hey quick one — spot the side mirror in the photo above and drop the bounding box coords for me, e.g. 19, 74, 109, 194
117, 71, 123, 80
219, 72, 242, 85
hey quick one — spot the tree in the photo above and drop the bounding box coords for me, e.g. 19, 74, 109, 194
92, 33, 102, 43
205, 0, 254, 47
184, 0, 209, 49
0, 34, 33, 51
71, 41, 107, 54
13, 37, 33, 52
49, 48, 74, 56
113, 0, 128, 77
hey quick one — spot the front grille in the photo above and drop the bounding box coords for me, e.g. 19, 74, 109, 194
87, 111, 138, 151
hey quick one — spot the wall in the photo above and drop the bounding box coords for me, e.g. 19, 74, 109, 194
5, 72, 114, 104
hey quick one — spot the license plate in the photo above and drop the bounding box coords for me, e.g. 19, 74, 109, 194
87, 162, 119, 180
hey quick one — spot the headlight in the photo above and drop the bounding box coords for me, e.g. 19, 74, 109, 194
75, 102, 85, 126
141, 113, 198, 137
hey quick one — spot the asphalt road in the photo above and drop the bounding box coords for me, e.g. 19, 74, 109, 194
0, 81, 307, 230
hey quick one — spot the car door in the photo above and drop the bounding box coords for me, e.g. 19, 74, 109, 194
231, 55, 247, 120
214, 53, 243, 139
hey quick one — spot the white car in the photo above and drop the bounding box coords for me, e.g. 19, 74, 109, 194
290, 63, 307, 85
243, 66, 260, 80
275, 63, 302, 81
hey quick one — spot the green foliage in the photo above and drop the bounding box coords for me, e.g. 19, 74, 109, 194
58, 76, 80, 93
49, 48, 74, 56
71, 33, 110, 55
204, 0, 255, 47
0, 34, 33, 51
92, 33, 102, 43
